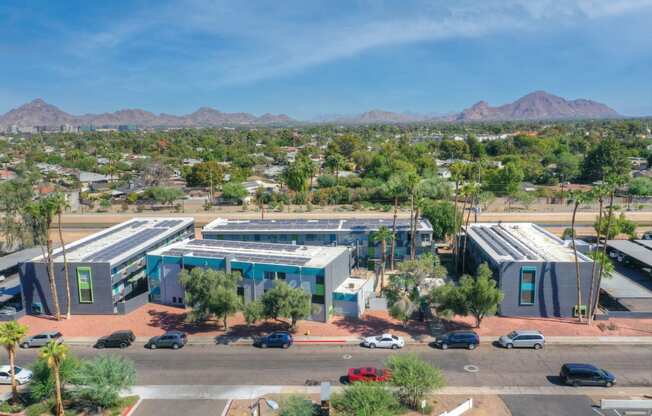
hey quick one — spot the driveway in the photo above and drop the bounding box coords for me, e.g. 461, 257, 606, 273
131, 399, 228, 416
500, 395, 596, 416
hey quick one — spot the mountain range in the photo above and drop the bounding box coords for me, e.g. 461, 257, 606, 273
0, 91, 621, 129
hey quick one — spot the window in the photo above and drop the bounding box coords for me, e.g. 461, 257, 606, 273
312, 294, 324, 304
264, 271, 276, 280
277, 272, 286, 280
77, 267, 94, 303
519, 267, 536, 305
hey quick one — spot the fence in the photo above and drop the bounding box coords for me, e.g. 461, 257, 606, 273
438, 398, 473, 416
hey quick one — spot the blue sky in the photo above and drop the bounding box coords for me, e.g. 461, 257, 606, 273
1, 0, 651, 119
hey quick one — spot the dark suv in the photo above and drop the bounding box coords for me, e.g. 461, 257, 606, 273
434, 330, 480, 350
257, 332, 293, 349
560, 363, 615, 387
95, 330, 136, 349
146, 331, 187, 349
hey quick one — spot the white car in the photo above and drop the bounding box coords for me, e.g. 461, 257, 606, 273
362, 334, 405, 349
0, 365, 33, 385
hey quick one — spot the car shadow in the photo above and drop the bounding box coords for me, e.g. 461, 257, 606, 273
546, 375, 566, 386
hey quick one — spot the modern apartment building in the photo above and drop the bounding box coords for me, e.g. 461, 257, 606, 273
201, 217, 434, 266
146, 238, 351, 321
19, 218, 194, 315
465, 222, 593, 318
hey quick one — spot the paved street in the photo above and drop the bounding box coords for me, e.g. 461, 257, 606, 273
10, 344, 652, 387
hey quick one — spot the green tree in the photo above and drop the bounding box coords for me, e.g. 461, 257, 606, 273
39, 341, 69, 416
434, 263, 504, 328
581, 137, 629, 182
280, 395, 318, 416
421, 200, 460, 241
384, 172, 412, 269
185, 161, 225, 189
485, 162, 524, 196
243, 300, 263, 327
0, 321, 28, 402
144, 186, 184, 207
179, 268, 241, 329
386, 353, 445, 410
71, 355, 136, 411
332, 382, 400, 416
370, 225, 393, 292
284, 157, 312, 192
261, 281, 312, 329
221, 182, 248, 202
0, 178, 36, 251
30, 353, 79, 403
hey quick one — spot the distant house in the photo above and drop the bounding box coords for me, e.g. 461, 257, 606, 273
242, 180, 280, 201
78, 171, 111, 191
629, 157, 649, 172
182, 158, 201, 167
0, 169, 16, 181
262, 165, 284, 178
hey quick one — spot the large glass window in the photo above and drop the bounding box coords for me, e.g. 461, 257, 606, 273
77, 267, 94, 304
519, 267, 536, 305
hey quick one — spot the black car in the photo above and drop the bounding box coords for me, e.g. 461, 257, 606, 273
560, 363, 615, 387
95, 330, 136, 349
146, 331, 187, 349
434, 330, 480, 350
256, 332, 293, 349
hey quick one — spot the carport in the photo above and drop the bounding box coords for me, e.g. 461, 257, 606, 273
602, 240, 652, 316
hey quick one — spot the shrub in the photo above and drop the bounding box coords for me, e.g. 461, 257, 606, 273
243, 300, 263, 327
386, 353, 445, 409
30, 355, 79, 402
332, 382, 401, 416
71, 355, 136, 411
280, 395, 318, 416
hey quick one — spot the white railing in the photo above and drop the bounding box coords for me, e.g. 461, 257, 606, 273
438, 398, 473, 416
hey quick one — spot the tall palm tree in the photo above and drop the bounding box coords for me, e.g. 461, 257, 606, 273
384, 174, 408, 270
25, 198, 62, 320
460, 182, 480, 275
0, 321, 28, 402
594, 182, 618, 320
370, 225, 393, 292
405, 173, 421, 260
449, 162, 466, 266
588, 184, 608, 325
569, 190, 589, 322
39, 341, 69, 416
51, 193, 72, 319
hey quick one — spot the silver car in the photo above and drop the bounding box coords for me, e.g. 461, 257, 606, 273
362, 334, 405, 349
21, 331, 64, 348
498, 330, 544, 349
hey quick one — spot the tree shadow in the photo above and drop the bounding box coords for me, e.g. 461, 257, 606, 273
145, 308, 222, 334
330, 315, 430, 340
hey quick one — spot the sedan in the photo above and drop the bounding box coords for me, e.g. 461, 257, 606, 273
347, 367, 391, 383
361, 334, 405, 349
0, 365, 32, 385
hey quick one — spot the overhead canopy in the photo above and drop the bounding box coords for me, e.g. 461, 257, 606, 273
607, 240, 652, 267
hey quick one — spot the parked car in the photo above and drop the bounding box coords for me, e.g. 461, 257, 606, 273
347, 367, 391, 383
362, 334, 405, 349
257, 332, 293, 349
0, 365, 33, 385
434, 330, 479, 350
0, 306, 17, 316
95, 330, 136, 349
643, 231, 652, 240
146, 331, 187, 349
20, 331, 64, 348
498, 330, 545, 349
559, 363, 615, 387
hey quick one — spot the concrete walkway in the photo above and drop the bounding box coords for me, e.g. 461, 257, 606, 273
127, 385, 652, 400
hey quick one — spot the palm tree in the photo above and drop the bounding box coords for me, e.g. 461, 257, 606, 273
594, 181, 619, 320
51, 193, 72, 319
568, 190, 590, 322
254, 187, 266, 220
370, 226, 393, 292
25, 197, 62, 320
405, 173, 421, 260
449, 162, 466, 267
39, 341, 69, 416
0, 321, 28, 402
460, 182, 480, 275
384, 174, 408, 270
588, 184, 608, 325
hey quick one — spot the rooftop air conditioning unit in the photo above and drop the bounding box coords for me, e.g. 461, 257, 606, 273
348, 283, 355, 289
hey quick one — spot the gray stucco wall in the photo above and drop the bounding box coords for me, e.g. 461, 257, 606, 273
498, 260, 593, 318
20, 261, 115, 315
324, 250, 352, 320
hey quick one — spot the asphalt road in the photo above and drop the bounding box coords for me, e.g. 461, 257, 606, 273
10, 344, 652, 387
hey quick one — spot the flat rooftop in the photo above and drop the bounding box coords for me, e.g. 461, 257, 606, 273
148, 238, 349, 269
30, 218, 194, 265
607, 240, 652, 267
203, 217, 433, 233
467, 222, 592, 263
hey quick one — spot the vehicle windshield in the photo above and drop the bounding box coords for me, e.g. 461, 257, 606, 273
507, 331, 518, 339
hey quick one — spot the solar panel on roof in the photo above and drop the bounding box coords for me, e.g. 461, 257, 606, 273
84, 228, 162, 262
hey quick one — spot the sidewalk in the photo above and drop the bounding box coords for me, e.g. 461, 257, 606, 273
18, 303, 652, 343
127, 385, 652, 400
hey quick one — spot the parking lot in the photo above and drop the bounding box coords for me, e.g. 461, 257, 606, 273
131, 399, 229, 416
